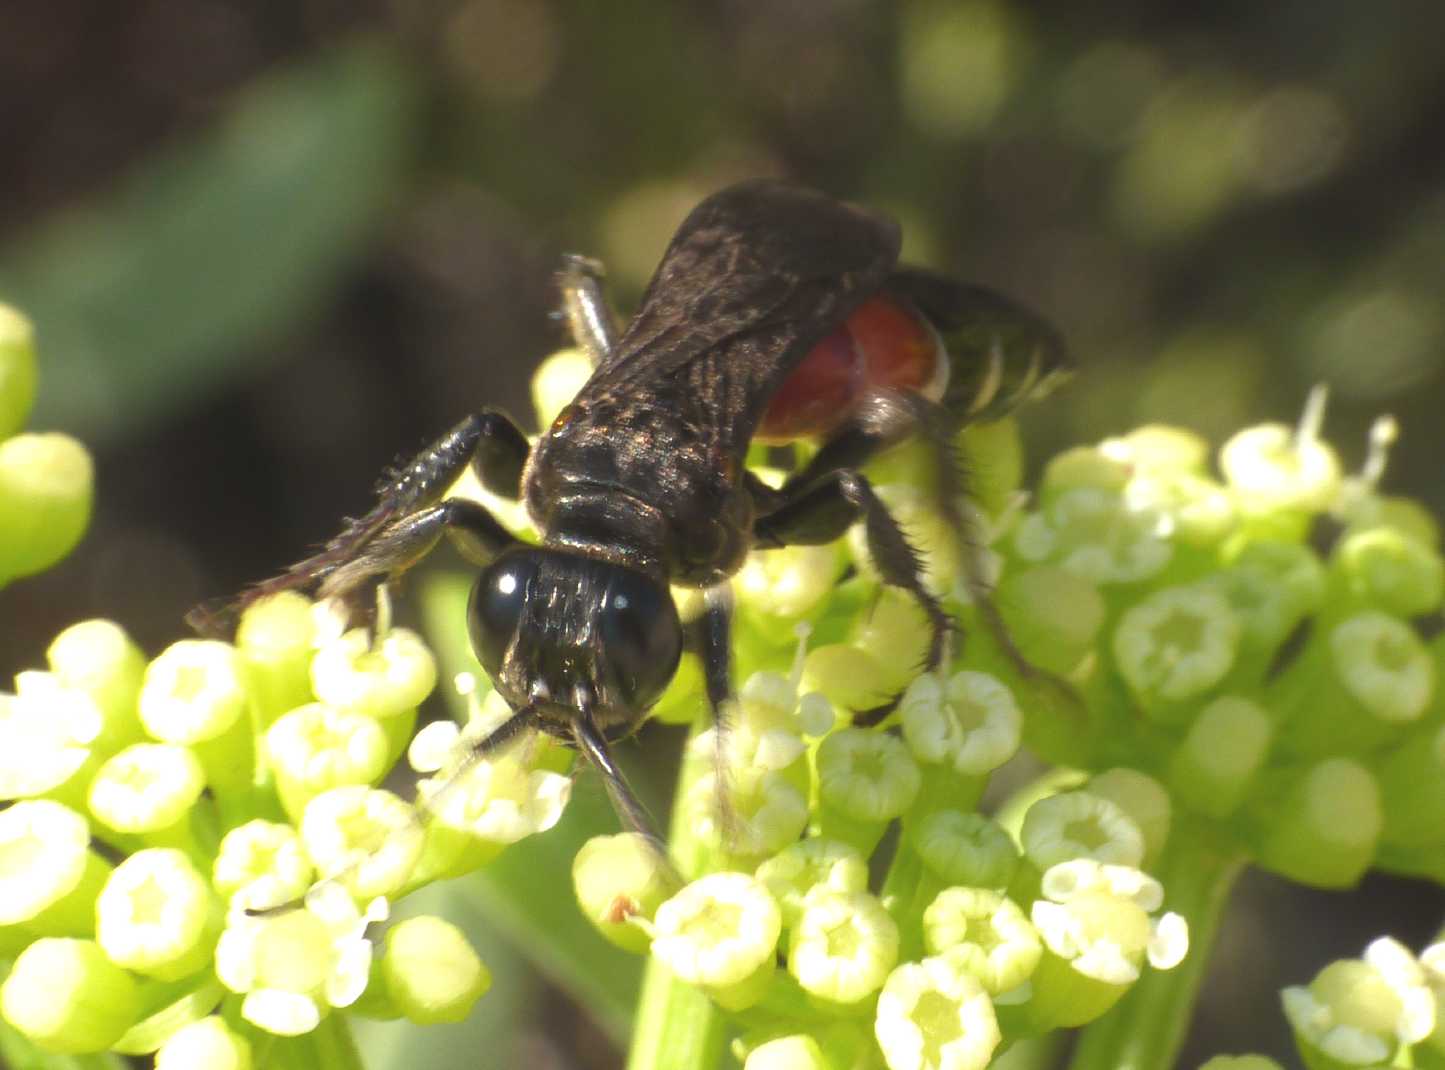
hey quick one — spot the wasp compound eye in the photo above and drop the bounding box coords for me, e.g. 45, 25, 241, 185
598, 570, 683, 710
468, 550, 540, 679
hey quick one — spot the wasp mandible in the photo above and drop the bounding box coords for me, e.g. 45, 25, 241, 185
228, 180, 1071, 839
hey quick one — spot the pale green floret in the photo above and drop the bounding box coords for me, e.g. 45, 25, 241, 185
685, 764, 809, 861
1329, 612, 1434, 726
1040, 446, 1132, 495
1378, 722, 1445, 850
139, 639, 249, 743
213, 820, 313, 911
299, 786, 424, 900
383, 915, 491, 1024
88, 743, 205, 835
788, 889, 899, 1004
736, 671, 804, 733
817, 729, 922, 819
993, 566, 1105, 675
1204, 548, 1323, 676
735, 541, 846, 619
800, 644, 894, 711
797, 693, 836, 738
1347, 494, 1441, 549
46, 618, 146, 743
651, 872, 782, 991
310, 627, 437, 720
744, 1034, 829, 1070
215, 881, 384, 1036
413, 726, 572, 846
1333, 527, 1445, 617
1361, 937, 1437, 1045
1422, 943, 1445, 1051
1196, 1056, 1285, 1070
0, 938, 141, 1053
0, 671, 101, 799
1099, 425, 1212, 476
1031, 890, 1152, 988
1218, 418, 1342, 515
95, 848, 215, 980
755, 838, 869, 929
155, 1016, 252, 1070
923, 887, 1041, 995
1086, 768, 1172, 863
873, 955, 1001, 1070
265, 702, 390, 820
531, 346, 593, 427
0, 302, 38, 439
1168, 696, 1273, 818
900, 671, 1021, 775
1258, 758, 1382, 887
1123, 470, 1237, 548
0, 800, 102, 931
1012, 486, 1171, 585
852, 587, 935, 688
236, 591, 320, 722
1113, 585, 1240, 710
1281, 956, 1418, 1066
0, 432, 94, 583
573, 832, 683, 953
910, 811, 1019, 891
1019, 791, 1146, 871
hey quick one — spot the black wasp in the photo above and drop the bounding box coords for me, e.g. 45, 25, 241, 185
228, 180, 1070, 839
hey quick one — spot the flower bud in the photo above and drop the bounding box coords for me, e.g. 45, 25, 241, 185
754, 838, 868, 931
46, 619, 147, 750
382, 915, 491, 1024
155, 1016, 252, 1070
573, 833, 682, 953
0, 432, 93, 583
788, 890, 898, 1005
651, 872, 782, 1011
236, 592, 319, 725
815, 729, 922, 855
0, 303, 37, 438
1254, 758, 1381, 887
0, 938, 141, 1053
1168, 696, 1273, 818
922, 887, 1041, 996
139, 640, 254, 796
874, 955, 1001, 1070
96, 848, 217, 981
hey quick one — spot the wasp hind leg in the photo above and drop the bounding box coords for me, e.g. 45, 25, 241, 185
753, 464, 952, 726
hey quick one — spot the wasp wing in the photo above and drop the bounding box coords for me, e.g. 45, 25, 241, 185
582, 180, 901, 457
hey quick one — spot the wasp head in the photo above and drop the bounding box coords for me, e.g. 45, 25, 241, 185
467, 546, 683, 738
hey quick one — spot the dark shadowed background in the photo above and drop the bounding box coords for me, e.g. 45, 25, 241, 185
2, 1, 1443, 1066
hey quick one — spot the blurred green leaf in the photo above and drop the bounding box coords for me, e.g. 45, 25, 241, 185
0, 38, 416, 442
418, 572, 643, 1046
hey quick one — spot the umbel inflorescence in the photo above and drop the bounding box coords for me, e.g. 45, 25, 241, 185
1, 316, 1444, 1070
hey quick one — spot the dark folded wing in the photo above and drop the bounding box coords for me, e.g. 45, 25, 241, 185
580, 180, 901, 456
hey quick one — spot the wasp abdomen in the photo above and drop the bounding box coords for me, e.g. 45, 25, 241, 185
756, 294, 947, 443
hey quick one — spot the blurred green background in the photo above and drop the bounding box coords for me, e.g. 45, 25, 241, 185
2, 1, 1443, 1066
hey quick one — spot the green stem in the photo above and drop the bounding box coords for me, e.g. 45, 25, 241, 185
1067, 818, 1245, 1070
625, 715, 729, 1070
254, 1012, 364, 1070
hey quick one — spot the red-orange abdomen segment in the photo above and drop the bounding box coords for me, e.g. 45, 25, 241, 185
756, 294, 946, 443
